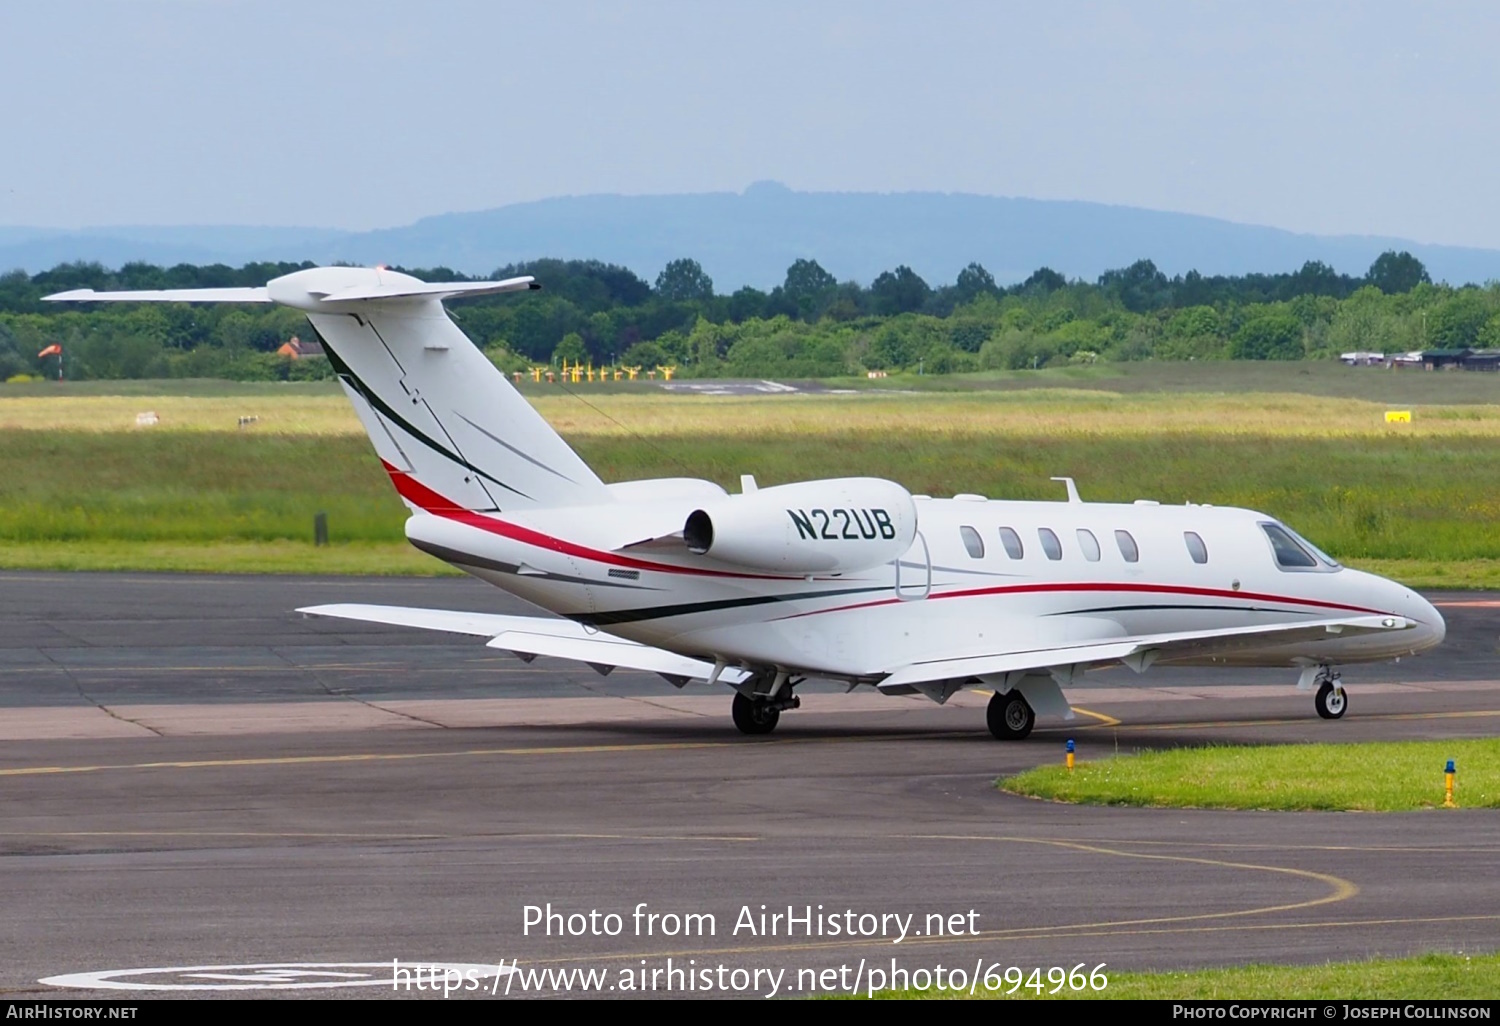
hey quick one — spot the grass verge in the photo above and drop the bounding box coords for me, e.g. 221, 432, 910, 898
1000, 739, 1500, 812
0, 540, 461, 576
866, 951, 1499, 1000
1345, 558, 1500, 590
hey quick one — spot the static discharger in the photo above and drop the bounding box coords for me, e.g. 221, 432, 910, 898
1444, 759, 1457, 808
1066, 738, 1075, 771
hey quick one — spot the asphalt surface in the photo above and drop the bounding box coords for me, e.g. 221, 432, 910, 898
2, 572, 1498, 999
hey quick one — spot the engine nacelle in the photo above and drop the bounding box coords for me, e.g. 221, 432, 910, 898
683, 478, 917, 574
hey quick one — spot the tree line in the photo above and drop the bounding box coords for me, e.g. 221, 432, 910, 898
0, 249, 1494, 381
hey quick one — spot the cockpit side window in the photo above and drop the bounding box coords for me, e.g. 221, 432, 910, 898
1261, 523, 1320, 570
1288, 525, 1342, 568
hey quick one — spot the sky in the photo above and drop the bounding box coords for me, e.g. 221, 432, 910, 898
3, 1, 1498, 247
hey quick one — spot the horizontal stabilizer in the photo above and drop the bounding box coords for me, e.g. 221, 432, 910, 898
298, 602, 749, 685
297, 603, 596, 639
43, 276, 536, 307
880, 614, 1412, 690
43, 287, 271, 304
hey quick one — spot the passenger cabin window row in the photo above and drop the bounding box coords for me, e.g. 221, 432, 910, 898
955, 525, 1212, 565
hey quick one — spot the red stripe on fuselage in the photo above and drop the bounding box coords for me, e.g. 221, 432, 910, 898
770, 580, 1386, 620
380, 461, 794, 580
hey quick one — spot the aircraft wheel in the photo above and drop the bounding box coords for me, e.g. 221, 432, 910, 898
1315, 681, 1347, 720
987, 691, 1035, 740
732, 692, 780, 735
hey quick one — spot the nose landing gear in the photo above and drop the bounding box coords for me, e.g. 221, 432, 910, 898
1313, 668, 1347, 720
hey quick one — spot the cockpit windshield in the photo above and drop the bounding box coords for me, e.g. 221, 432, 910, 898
1260, 522, 1342, 571
1287, 525, 1341, 568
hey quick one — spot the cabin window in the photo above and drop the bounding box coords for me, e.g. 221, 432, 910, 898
1184, 531, 1209, 564
998, 526, 1024, 559
960, 525, 985, 559
1261, 522, 1340, 571
1076, 529, 1101, 562
1115, 530, 1139, 563
1038, 527, 1063, 560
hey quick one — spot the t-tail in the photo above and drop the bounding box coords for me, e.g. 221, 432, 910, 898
45, 266, 612, 514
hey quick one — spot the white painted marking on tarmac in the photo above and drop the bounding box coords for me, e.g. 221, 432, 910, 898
40, 961, 513, 991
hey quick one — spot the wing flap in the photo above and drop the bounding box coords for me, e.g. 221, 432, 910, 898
880, 641, 1140, 691
487, 631, 750, 683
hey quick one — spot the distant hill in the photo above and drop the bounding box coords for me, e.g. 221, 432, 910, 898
6, 183, 1500, 289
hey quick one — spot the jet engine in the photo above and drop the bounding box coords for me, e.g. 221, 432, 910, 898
683, 478, 917, 573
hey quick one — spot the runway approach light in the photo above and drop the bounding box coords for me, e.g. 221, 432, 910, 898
1445, 759, 1457, 808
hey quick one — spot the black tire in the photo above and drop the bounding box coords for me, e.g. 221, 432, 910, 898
1315, 681, 1347, 720
987, 691, 1035, 740
732, 692, 780, 735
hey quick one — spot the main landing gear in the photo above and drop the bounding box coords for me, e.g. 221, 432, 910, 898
1313, 667, 1348, 720
987, 690, 1036, 741
730, 672, 802, 736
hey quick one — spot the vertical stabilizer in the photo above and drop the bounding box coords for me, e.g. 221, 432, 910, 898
306, 298, 609, 512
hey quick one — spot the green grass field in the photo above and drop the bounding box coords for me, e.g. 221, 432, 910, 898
1001, 739, 1500, 812
1, 368, 1498, 579
865, 951, 1500, 1000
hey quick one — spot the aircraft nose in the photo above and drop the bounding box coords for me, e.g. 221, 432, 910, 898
1402, 589, 1446, 651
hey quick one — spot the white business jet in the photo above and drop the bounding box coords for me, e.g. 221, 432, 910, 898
46, 267, 1446, 739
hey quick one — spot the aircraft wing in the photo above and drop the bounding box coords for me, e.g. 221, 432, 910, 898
297, 603, 749, 686
878, 613, 1414, 692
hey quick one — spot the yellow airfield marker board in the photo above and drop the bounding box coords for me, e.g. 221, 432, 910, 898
1385, 410, 1412, 423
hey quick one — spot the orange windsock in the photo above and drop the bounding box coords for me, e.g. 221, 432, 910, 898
37, 344, 62, 358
